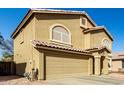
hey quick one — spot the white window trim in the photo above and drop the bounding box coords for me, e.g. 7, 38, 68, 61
49, 23, 72, 45
80, 16, 88, 29
101, 38, 110, 49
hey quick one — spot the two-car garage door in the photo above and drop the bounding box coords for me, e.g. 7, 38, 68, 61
45, 52, 89, 79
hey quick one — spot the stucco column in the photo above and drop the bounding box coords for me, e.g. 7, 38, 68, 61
109, 58, 112, 71
88, 57, 93, 75
107, 53, 112, 71
38, 51, 45, 80
94, 56, 101, 75
102, 57, 109, 75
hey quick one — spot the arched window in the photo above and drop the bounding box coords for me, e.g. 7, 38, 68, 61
102, 39, 109, 48
51, 25, 71, 44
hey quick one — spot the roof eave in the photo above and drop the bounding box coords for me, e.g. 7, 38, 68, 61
11, 9, 33, 38
32, 9, 97, 27
32, 44, 92, 56
112, 58, 124, 60
84, 26, 114, 41
86, 47, 111, 53
82, 11, 97, 27
11, 9, 97, 38
102, 26, 114, 41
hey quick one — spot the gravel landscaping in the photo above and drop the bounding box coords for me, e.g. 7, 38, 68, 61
0, 75, 47, 85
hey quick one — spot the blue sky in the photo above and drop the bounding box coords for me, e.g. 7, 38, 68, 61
0, 8, 124, 56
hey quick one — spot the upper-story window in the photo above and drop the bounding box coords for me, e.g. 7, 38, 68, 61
80, 17, 87, 28
102, 39, 109, 48
20, 28, 24, 44
50, 24, 71, 44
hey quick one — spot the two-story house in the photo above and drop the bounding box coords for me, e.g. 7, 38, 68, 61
11, 9, 113, 80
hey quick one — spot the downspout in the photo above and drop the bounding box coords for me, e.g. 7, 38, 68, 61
31, 15, 36, 70
30, 14, 36, 81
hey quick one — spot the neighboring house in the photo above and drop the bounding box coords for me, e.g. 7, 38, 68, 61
112, 52, 124, 72
11, 9, 113, 80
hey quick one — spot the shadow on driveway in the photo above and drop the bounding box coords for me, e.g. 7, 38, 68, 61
0, 75, 23, 82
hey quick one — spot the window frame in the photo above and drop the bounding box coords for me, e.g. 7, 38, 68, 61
102, 38, 110, 49
49, 24, 71, 45
80, 16, 87, 28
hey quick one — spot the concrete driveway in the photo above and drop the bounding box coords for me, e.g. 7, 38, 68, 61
1, 73, 124, 85
45, 75, 124, 85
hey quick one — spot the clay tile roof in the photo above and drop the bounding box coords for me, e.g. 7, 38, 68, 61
31, 40, 91, 54
83, 26, 104, 32
83, 26, 113, 41
85, 46, 111, 53
112, 52, 124, 60
85, 47, 99, 51
31, 8, 85, 14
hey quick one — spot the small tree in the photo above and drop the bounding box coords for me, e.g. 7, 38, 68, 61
0, 33, 13, 61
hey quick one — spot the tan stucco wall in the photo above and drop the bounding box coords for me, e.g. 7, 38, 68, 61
34, 14, 94, 49
13, 16, 35, 75
84, 33, 91, 49
112, 60, 122, 71
90, 30, 112, 50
